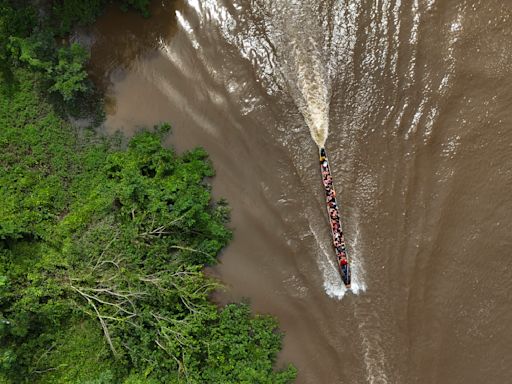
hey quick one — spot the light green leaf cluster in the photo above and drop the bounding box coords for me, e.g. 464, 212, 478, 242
49, 44, 90, 101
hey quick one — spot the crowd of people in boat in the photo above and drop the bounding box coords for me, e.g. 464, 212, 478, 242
320, 155, 348, 269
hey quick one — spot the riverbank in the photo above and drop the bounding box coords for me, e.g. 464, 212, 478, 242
0, 2, 295, 382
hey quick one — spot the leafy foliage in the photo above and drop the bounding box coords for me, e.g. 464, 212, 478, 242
0, 68, 296, 383
52, 0, 106, 36
49, 43, 90, 101
0, 0, 152, 109
0, 69, 78, 240
0, 0, 34, 72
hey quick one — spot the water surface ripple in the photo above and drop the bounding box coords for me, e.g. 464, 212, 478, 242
86, 1, 512, 382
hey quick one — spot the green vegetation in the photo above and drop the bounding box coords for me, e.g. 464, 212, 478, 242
0, 1, 296, 383
1, 0, 152, 110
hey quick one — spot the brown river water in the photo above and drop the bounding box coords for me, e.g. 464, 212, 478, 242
81, 1, 512, 382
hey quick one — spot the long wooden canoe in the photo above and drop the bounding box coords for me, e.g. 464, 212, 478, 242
319, 147, 351, 288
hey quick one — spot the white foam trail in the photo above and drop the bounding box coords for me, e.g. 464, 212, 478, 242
179, 0, 365, 299
309, 221, 347, 299
185, 0, 332, 147
361, 330, 390, 384
308, 221, 366, 300
355, 301, 390, 384
349, 221, 367, 294
293, 46, 330, 147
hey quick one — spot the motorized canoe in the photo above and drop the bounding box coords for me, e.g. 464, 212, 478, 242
319, 147, 351, 288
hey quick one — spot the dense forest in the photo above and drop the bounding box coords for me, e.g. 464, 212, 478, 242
0, 1, 296, 382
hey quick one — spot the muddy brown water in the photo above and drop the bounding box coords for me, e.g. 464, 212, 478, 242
83, 1, 512, 383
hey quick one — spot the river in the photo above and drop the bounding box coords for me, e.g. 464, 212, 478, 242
82, 1, 512, 383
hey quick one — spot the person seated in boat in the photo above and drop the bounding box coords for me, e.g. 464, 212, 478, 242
339, 257, 348, 266
330, 210, 338, 219
322, 161, 328, 169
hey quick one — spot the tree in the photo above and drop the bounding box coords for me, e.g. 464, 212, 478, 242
49, 43, 89, 101
0, 1, 296, 381
0, 0, 34, 71
0, 104, 296, 382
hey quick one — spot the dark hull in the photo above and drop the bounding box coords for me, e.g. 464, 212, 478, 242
319, 148, 351, 288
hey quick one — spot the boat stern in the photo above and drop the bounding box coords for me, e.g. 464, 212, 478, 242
340, 263, 351, 288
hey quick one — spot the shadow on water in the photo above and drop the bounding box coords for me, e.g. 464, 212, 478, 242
77, 1, 181, 93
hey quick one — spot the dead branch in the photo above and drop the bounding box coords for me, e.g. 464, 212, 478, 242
138, 213, 188, 238
70, 285, 117, 356
170, 245, 212, 258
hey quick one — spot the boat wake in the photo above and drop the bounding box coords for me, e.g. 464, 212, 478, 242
309, 220, 366, 300
347, 220, 367, 295
292, 43, 330, 148
179, 0, 366, 299
295, 46, 367, 298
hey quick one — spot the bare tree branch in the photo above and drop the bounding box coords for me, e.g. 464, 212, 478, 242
70, 285, 117, 356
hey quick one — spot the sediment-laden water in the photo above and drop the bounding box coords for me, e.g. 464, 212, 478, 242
83, 1, 512, 382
